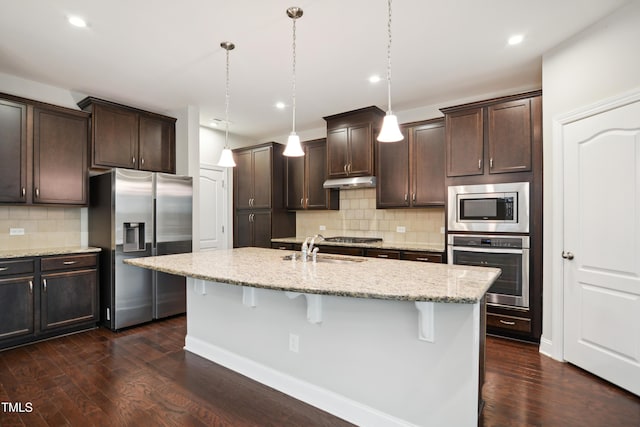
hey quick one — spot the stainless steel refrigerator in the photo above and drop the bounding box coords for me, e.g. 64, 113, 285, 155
89, 169, 192, 330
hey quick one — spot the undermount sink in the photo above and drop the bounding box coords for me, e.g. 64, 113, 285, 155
282, 254, 366, 264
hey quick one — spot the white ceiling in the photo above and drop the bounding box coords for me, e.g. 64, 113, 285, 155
0, 1, 629, 141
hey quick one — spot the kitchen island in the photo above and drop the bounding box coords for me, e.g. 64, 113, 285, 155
125, 247, 500, 426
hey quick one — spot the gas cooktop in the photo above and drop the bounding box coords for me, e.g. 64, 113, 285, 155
323, 236, 383, 244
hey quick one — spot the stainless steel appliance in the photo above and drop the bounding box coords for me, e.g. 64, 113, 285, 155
447, 182, 529, 233
448, 234, 529, 308
89, 169, 192, 330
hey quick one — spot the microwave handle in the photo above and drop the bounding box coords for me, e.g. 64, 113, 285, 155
450, 246, 527, 255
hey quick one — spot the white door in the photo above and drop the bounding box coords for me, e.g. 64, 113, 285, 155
563, 95, 640, 396
199, 167, 228, 251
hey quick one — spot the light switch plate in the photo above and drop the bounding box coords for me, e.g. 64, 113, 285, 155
319, 225, 326, 231
396, 226, 406, 233
10, 228, 25, 236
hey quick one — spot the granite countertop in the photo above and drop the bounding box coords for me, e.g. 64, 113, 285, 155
271, 237, 445, 253
0, 246, 101, 259
124, 247, 499, 304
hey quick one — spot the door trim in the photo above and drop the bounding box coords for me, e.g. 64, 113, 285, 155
549, 87, 640, 361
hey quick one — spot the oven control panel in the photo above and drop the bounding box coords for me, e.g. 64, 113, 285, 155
449, 234, 528, 249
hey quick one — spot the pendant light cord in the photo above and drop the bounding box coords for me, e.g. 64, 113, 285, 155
291, 15, 297, 134
386, 0, 393, 114
224, 46, 231, 147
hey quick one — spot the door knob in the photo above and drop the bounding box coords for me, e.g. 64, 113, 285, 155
562, 251, 574, 260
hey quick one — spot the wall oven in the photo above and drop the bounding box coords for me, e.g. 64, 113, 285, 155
448, 182, 529, 233
448, 234, 529, 308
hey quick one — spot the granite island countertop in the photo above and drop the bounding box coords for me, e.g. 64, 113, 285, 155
124, 247, 499, 303
0, 246, 101, 259
271, 237, 445, 253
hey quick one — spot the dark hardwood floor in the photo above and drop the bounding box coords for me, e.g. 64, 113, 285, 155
1, 316, 639, 426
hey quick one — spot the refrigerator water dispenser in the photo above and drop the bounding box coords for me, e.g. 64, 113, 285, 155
123, 222, 146, 252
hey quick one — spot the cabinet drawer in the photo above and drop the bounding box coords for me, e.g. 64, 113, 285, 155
366, 249, 400, 259
41, 254, 97, 272
272, 243, 295, 250
487, 313, 531, 333
401, 251, 443, 263
318, 246, 365, 257
0, 259, 35, 277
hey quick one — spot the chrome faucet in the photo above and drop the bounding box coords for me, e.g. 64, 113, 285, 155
301, 237, 311, 261
308, 234, 324, 254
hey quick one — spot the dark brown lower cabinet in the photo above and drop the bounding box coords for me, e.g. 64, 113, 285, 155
0, 276, 35, 341
235, 211, 272, 248
40, 269, 98, 331
0, 253, 99, 351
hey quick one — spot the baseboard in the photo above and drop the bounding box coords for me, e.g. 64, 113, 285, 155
184, 335, 417, 427
538, 335, 561, 360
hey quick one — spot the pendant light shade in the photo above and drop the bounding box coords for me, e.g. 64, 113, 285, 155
216, 41, 237, 167
377, 0, 404, 143
283, 7, 305, 157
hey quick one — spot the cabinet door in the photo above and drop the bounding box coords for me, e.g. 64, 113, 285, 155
33, 108, 88, 205
234, 150, 253, 209
234, 212, 252, 248
347, 124, 373, 176
376, 128, 409, 208
446, 108, 484, 177
0, 99, 27, 203
252, 146, 272, 209
252, 211, 272, 248
0, 276, 34, 341
286, 155, 305, 209
488, 99, 532, 174
327, 128, 349, 178
305, 140, 329, 209
92, 103, 138, 169
412, 122, 445, 206
138, 115, 175, 173
40, 269, 98, 331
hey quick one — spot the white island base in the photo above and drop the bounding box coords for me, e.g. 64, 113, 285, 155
185, 278, 483, 427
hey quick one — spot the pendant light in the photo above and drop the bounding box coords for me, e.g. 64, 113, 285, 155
216, 41, 237, 167
377, 0, 404, 142
283, 7, 305, 157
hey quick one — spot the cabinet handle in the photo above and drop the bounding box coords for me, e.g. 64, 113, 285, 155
348, 163, 352, 173
343, 164, 347, 174
415, 257, 430, 262
404, 193, 408, 202
35, 188, 39, 198
412, 193, 416, 202
21, 187, 26, 198
301, 198, 304, 207
29, 280, 33, 294
490, 158, 493, 169
478, 159, 482, 169
499, 319, 516, 326
43, 278, 47, 293
132, 156, 136, 165
63, 261, 77, 265
377, 254, 389, 258
306, 198, 309, 206
141, 157, 145, 166
0, 267, 8, 272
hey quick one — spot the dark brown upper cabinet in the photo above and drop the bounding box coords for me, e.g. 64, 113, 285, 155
78, 97, 176, 173
376, 119, 445, 208
324, 106, 384, 179
441, 91, 540, 178
286, 139, 339, 210
233, 142, 295, 248
0, 93, 89, 206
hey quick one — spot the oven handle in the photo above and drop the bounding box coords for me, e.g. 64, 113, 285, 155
450, 246, 526, 254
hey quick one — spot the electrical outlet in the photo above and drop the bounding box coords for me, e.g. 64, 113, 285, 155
9, 228, 25, 236
396, 226, 406, 233
440, 227, 445, 234
289, 333, 299, 353
319, 225, 326, 231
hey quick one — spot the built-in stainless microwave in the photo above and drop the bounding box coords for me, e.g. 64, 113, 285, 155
447, 182, 529, 233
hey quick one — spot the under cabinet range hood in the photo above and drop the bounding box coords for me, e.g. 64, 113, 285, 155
323, 176, 376, 189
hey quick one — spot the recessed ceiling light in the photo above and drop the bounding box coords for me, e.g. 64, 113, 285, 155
508, 34, 524, 46
275, 102, 286, 109
369, 75, 382, 84
68, 16, 88, 28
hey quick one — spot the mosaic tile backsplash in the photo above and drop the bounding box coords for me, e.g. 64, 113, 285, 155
295, 188, 445, 245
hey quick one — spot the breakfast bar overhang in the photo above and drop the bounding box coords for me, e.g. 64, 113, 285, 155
125, 247, 500, 426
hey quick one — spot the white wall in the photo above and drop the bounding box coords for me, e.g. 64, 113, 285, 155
540, 1, 640, 356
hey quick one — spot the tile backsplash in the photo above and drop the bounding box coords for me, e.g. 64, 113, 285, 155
0, 206, 83, 250
295, 188, 445, 245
